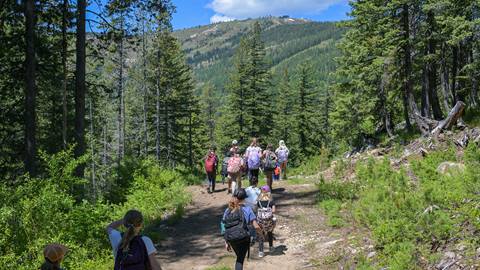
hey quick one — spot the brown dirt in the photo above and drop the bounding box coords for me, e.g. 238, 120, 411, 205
154, 180, 353, 270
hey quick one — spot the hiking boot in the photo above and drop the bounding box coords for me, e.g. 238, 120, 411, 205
269, 246, 275, 253
258, 251, 264, 258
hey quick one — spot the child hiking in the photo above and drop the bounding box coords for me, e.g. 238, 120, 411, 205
221, 150, 231, 185
223, 188, 261, 270
227, 147, 244, 194
41, 243, 68, 270
107, 209, 162, 270
245, 138, 262, 185
262, 144, 277, 191
275, 140, 290, 180
204, 146, 219, 193
257, 186, 277, 258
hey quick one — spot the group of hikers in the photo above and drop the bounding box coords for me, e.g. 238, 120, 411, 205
206, 138, 290, 270
39, 138, 289, 270
204, 138, 290, 194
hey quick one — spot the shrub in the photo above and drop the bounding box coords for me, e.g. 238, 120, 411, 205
0, 152, 192, 270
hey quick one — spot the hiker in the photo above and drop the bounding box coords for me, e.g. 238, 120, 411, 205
41, 243, 68, 270
223, 188, 261, 270
244, 176, 261, 211
257, 185, 277, 258
244, 175, 261, 243
262, 144, 277, 191
275, 140, 290, 180
273, 161, 280, 181
221, 150, 231, 185
204, 146, 219, 193
245, 138, 262, 185
107, 209, 162, 270
227, 147, 243, 194
230, 139, 240, 153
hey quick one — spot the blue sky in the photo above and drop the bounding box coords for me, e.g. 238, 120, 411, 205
171, 0, 351, 30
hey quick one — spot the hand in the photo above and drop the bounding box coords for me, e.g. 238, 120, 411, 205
225, 243, 232, 252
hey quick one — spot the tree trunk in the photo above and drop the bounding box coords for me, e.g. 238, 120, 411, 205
62, 0, 68, 149
155, 82, 160, 160
24, 0, 37, 176
469, 46, 478, 107
380, 67, 394, 137
440, 44, 453, 111
421, 65, 431, 117
451, 45, 458, 103
75, 0, 86, 177
89, 98, 96, 201
188, 112, 193, 168
142, 18, 148, 156
432, 101, 466, 136
426, 11, 443, 120
117, 21, 125, 166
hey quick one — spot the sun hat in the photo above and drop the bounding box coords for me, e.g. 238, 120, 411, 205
261, 185, 270, 192
44, 243, 68, 263
232, 139, 238, 145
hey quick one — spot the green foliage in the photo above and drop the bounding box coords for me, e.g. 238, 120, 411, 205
321, 147, 480, 268
0, 150, 192, 270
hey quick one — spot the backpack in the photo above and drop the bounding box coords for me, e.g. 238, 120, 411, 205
263, 152, 276, 170
227, 156, 242, 174
223, 208, 250, 242
248, 150, 261, 169
221, 157, 230, 175
257, 200, 273, 220
205, 153, 216, 173
114, 235, 151, 270
277, 149, 288, 162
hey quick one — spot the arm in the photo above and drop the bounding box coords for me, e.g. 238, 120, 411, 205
148, 254, 162, 270
272, 205, 276, 213
106, 218, 123, 233
252, 219, 261, 230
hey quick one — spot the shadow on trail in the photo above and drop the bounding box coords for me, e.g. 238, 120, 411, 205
155, 194, 228, 265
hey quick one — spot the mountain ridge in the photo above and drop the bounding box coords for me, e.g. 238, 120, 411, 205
173, 16, 346, 92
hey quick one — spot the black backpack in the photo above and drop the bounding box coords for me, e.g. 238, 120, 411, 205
223, 207, 250, 242
114, 235, 151, 270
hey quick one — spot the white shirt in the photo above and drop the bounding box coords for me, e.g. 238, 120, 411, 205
108, 228, 157, 258
245, 186, 261, 209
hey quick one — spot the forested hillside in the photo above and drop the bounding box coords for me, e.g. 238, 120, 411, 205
0, 0, 479, 269
173, 17, 344, 94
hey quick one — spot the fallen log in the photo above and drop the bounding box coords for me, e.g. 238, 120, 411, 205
431, 101, 466, 137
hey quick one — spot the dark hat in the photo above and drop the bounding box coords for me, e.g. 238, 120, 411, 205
233, 188, 248, 200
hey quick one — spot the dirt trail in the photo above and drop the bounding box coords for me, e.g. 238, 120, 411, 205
155, 180, 350, 270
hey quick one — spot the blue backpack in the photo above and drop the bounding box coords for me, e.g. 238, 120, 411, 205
248, 150, 261, 169
114, 235, 151, 270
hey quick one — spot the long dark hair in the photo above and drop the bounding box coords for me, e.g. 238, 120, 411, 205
120, 210, 144, 251
40, 259, 61, 270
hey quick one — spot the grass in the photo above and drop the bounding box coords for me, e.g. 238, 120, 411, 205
315, 145, 480, 268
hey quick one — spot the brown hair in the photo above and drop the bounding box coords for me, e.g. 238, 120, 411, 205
259, 191, 271, 201
250, 137, 258, 146
267, 144, 273, 151
228, 198, 241, 212
120, 210, 144, 251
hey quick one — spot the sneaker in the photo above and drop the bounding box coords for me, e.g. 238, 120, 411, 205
258, 251, 264, 258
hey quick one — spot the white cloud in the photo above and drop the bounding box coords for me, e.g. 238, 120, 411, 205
207, 0, 347, 19
210, 14, 236, 23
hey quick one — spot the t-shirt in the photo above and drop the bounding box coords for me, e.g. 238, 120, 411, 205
108, 229, 157, 259
244, 186, 261, 209
223, 205, 256, 224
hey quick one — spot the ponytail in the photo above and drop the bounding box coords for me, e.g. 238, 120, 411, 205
119, 210, 144, 252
